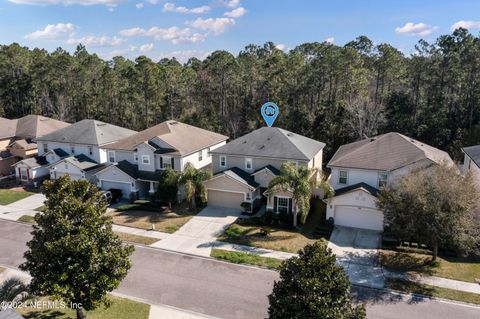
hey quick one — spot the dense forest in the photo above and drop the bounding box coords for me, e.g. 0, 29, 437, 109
1, 28, 480, 160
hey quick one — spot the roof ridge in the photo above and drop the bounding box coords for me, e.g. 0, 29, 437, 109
275, 127, 310, 159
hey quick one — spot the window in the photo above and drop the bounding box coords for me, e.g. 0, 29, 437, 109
339, 170, 348, 184
64, 163, 68, 170
198, 150, 203, 162
220, 155, 227, 167
245, 158, 253, 170
70, 144, 75, 154
142, 155, 150, 165
133, 152, 138, 162
162, 157, 172, 169
108, 151, 115, 163
245, 192, 252, 201
207, 147, 211, 158
43, 143, 48, 153
378, 172, 389, 188
277, 197, 289, 214
88, 146, 93, 156
20, 168, 28, 181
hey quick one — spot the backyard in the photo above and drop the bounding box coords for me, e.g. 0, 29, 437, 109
107, 201, 201, 233
218, 199, 331, 254
17, 295, 150, 319
380, 250, 480, 283
0, 189, 34, 205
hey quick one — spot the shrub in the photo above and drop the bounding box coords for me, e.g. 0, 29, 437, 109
241, 202, 252, 211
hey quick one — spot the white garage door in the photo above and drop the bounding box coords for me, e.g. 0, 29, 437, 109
54, 172, 82, 181
334, 206, 384, 231
208, 190, 244, 209
101, 180, 131, 198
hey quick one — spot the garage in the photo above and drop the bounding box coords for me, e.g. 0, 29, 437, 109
334, 206, 384, 231
207, 190, 244, 209
101, 180, 132, 199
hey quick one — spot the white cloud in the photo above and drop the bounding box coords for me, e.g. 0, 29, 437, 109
224, 7, 245, 18
139, 43, 154, 52
224, 0, 240, 8
190, 17, 235, 35
66, 35, 124, 47
275, 44, 286, 51
158, 50, 211, 63
9, 0, 124, 5
451, 20, 480, 31
163, 2, 210, 14
325, 37, 335, 44
135, 2, 143, 8
119, 26, 207, 44
146, 0, 158, 4
395, 22, 438, 36
25, 23, 76, 40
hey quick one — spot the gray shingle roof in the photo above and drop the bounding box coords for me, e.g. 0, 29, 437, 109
37, 119, 136, 146
328, 132, 454, 171
334, 182, 379, 197
211, 127, 325, 161
108, 160, 163, 182
15, 156, 48, 168
51, 154, 102, 171
15, 115, 70, 139
462, 145, 480, 168
214, 167, 260, 188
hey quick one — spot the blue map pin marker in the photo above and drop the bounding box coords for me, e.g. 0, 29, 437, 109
261, 102, 279, 127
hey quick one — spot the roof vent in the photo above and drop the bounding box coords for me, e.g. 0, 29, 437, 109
242, 140, 247, 144
410, 139, 415, 143
370, 138, 376, 142
169, 121, 178, 125
259, 145, 265, 150
97, 123, 107, 126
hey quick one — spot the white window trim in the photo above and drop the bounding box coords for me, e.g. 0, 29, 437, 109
245, 158, 253, 171
142, 155, 150, 165
43, 143, 48, 153
244, 192, 252, 202
219, 155, 227, 168
70, 144, 75, 154
338, 169, 348, 185
378, 172, 389, 188
133, 152, 138, 162
276, 196, 289, 214
162, 156, 172, 169
88, 146, 93, 156
198, 150, 203, 162
207, 147, 211, 158
108, 151, 116, 163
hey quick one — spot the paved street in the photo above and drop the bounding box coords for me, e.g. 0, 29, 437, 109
1, 219, 479, 319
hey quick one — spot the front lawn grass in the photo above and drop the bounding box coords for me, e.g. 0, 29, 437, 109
380, 250, 480, 283
386, 278, 480, 305
18, 215, 36, 224
0, 189, 34, 205
211, 249, 283, 270
218, 203, 327, 254
114, 232, 159, 245
17, 295, 150, 319
108, 202, 200, 234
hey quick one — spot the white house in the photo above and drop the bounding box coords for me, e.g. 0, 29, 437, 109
462, 145, 480, 186
95, 120, 228, 199
326, 132, 454, 231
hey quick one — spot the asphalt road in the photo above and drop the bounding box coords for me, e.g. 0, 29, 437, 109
1, 219, 479, 319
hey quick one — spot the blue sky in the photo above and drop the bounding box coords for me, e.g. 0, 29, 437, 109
2, 0, 480, 62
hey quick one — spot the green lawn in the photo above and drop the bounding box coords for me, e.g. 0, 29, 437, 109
18, 215, 36, 224
218, 201, 328, 254
108, 202, 200, 233
17, 295, 150, 319
0, 189, 34, 205
387, 278, 480, 305
114, 232, 159, 245
211, 249, 283, 270
380, 250, 480, 283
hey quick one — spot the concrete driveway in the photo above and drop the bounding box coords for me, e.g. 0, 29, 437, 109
151, 206, 241, 257
328, 226, 384, 288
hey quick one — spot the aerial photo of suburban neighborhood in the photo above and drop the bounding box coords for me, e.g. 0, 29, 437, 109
1, 1, 480, 319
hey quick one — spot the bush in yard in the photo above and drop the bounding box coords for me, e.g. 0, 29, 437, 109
268, 241, 365, 319
240, 202, 251, 211
178, 163, 211, 210
156, 168, 179, 207
377, 163, 480, 261
20, 176, 134, 319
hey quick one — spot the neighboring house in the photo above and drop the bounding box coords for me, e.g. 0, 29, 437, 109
94, 120, 228, 199
461, 145, 480, 186
3, 115, 70, 177
204, 127, 325, 213
34, 119, 136, 184
326, 132, 454, 231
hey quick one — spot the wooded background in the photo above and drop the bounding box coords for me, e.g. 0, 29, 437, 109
1, 28, 480, 160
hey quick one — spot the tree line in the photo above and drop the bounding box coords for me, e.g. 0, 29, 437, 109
1, 28, 480, 160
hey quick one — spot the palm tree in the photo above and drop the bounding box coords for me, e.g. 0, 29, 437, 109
178, 162, 212, 210
267, 162, 333, 227
0, 277, 29, 307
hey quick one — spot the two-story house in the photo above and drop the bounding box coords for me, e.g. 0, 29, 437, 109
94, 120, 228, 199
32, 119, 136, 183
326, 132, 454, 231
461, 145, 480, 187
204, 127, 325, 222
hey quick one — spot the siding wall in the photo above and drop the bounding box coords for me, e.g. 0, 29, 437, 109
39, 142, 105, 163
211, 154, 309, 175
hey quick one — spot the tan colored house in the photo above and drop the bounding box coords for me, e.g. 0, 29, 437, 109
204, 127, 326, 225
1, 115, 70, 178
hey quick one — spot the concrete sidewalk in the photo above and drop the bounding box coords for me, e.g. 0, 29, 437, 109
0, 193, 45, 221
150, 206, 241, 256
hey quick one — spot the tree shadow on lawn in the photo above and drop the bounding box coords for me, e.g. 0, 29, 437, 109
379, 251, 436, 275
21, 310, 72, 319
